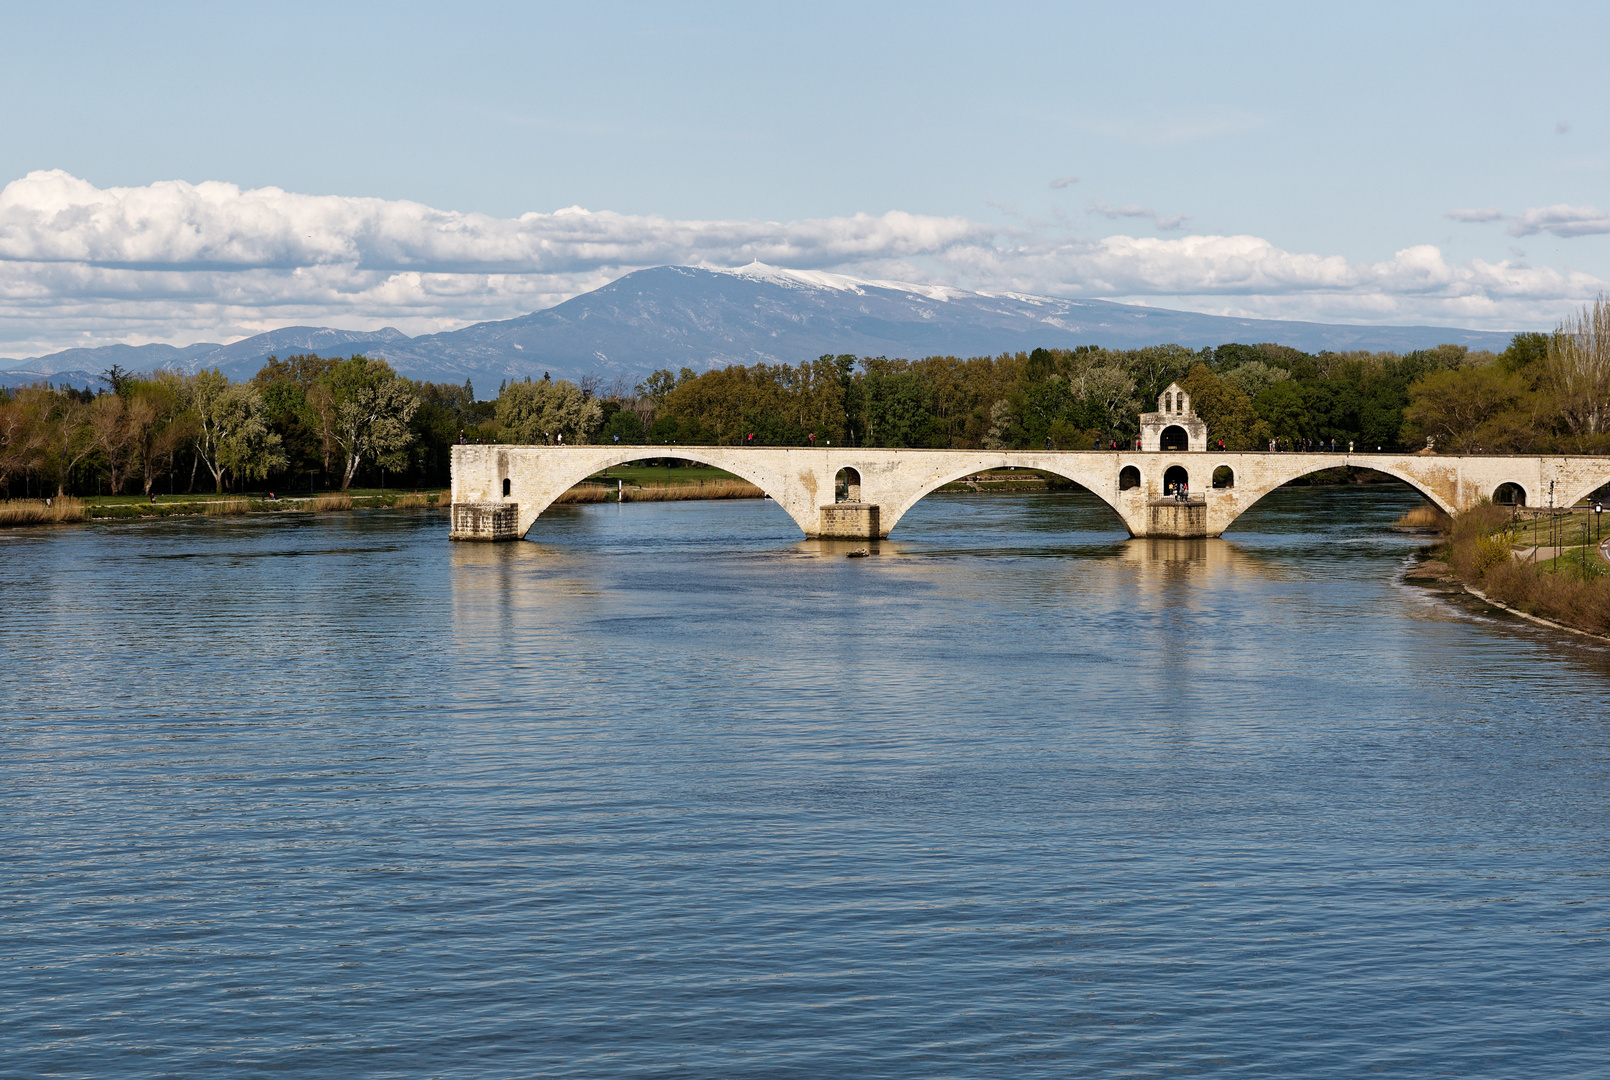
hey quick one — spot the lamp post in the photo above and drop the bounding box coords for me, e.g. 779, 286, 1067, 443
1549, 481, 1557, 571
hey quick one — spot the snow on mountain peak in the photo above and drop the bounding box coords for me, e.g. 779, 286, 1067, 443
712, 262, 973, 303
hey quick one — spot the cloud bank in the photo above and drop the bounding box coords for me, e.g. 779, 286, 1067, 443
1, 170, 1600, 356
1446, 201, 1610, 239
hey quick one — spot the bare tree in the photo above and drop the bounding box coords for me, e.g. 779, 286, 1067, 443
128, 372, 192, 496
45, 391, 96, 496
89, 393, 137, 493
1548, 294, 1610, 440
0, 386, 48, 493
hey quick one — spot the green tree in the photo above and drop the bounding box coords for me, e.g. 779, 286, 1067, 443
1079, 365, 1140, 438
1253, 380, 1312, 446
253, 354, 338, 481
1178, 364, 1266, 449
190, 370, 286, 491
1221, 360, 1289, 401
495, 376, 602, 446
310, 356, 422, 489
860, 359, 935, 446
127, 372, 193, 496
600, 407, 644, 443
1403, 365, 1532, 454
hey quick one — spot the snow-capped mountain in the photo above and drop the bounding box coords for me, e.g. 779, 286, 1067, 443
3, 263, 1522, 391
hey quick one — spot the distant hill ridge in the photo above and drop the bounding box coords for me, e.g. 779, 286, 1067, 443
2, 263, 1524, 391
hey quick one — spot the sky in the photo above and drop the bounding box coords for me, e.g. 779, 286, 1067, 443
1, 0, 1607, 356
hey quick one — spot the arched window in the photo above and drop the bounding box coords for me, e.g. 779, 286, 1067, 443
502, 478, 511, 497
1163, 465, 1189, 495
1176, 393, 1188, 415
1160, 425, 1189, 451
1212, 465, 1234, 488
1494, 482, 1526, 506
835, 467, 862, 503
1119, 465, 1141, 491
1163, 392, 1173, 413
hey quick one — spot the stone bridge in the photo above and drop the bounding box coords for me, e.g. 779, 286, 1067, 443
450, 443, 1610, 540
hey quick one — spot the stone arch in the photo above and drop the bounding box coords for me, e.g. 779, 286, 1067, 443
1120, 465, 1141, 490
878, 458, 1128, 535
835, 467, 862, 503
1214, 458, 1459, 535
1212, 465, 1234, 489
1493, 481, 1527, 506
1160, 425, 1189, 451
507, 447, 806, 537
1163, 465, 1189, 494
1555, 467, 1610, 512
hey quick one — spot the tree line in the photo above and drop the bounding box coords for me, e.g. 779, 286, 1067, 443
5, 296, 1606, 499
0, 354, 492, 499
590, 295, 1610, 456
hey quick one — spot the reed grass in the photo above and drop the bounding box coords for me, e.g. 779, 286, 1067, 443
0, 497, 85, 525
553, 485, 610, 504
313, 492, 353, 511
625, 480, 765, 502
395, 493, 428, 508
1393, 503, 1450, 531
205, 497, 252, 516
554, 479, 765, 504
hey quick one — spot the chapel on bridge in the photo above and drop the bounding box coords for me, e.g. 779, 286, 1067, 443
1138, 382, 1207, 452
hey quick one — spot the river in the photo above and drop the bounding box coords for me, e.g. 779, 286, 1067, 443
4, 487, 1607, 1077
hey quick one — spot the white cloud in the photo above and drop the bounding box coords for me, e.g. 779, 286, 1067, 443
0, 170, 1602, 355
1507, 204, 1610, 238
1049, 176, 1079, 189
0, 169, 988, 272
1446, 207, 1505, 223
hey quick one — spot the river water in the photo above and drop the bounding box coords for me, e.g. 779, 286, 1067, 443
3, 488, 1608, 1078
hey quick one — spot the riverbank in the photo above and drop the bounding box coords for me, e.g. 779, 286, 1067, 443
0, 490, 450, 526
1407, 502, 1610, 637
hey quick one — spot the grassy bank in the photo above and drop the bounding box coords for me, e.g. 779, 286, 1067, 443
0, 489, 450, 526
1418, 502, 1610, 635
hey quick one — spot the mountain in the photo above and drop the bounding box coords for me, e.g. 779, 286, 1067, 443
3, 263, 1525, 391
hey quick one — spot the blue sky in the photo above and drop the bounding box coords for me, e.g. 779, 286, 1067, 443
1, 0, 1607, 353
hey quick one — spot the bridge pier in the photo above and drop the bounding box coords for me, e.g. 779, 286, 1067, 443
817, 502, 881, 538
1140, 497, 1210, 538
450, 501, 519, 541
